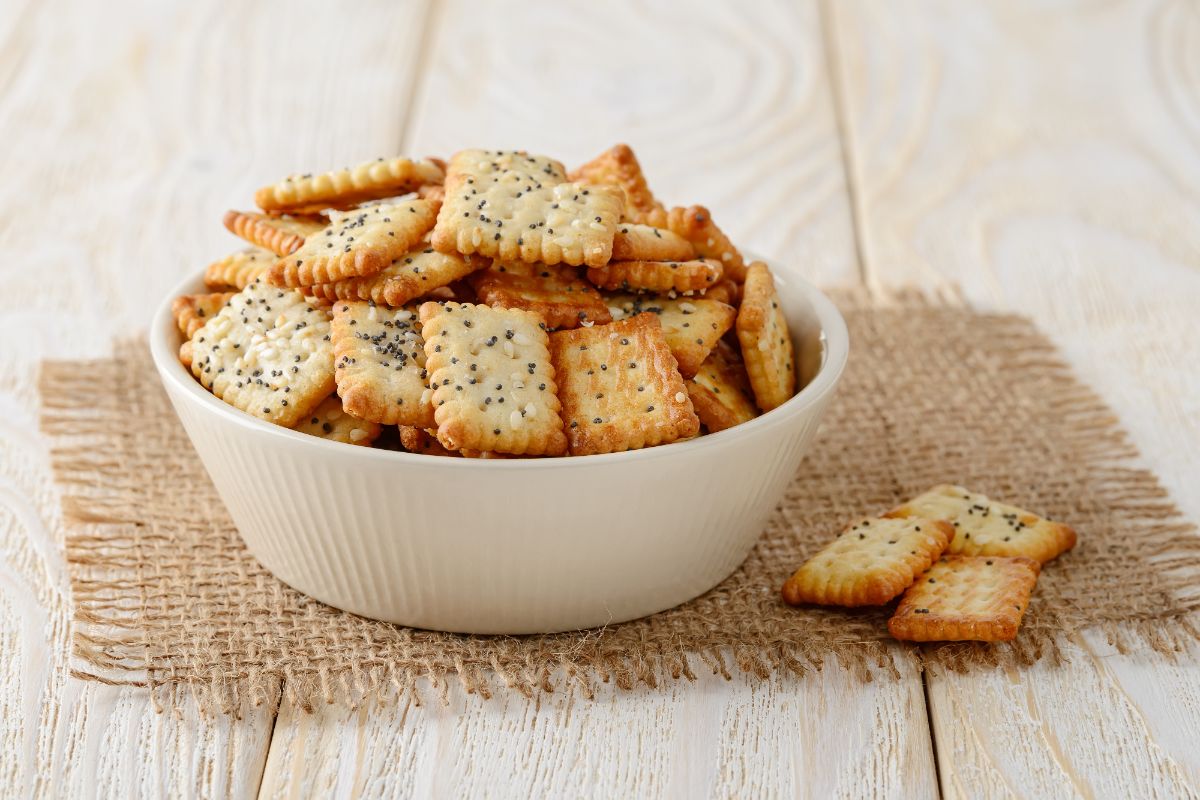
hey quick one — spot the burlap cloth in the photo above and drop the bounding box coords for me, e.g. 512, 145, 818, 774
41, 290, 1200, 715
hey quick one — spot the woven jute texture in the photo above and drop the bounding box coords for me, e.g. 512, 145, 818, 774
41, 290, 1200, 715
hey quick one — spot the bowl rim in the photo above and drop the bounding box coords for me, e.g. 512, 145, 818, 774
149, 255, 849, 470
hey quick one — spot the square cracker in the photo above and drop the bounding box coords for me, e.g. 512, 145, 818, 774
470, 261, 612, 330
270, 199, 439, 287
254, 156, 445, 214
781, 517, 955, 607
306, 241, 485, 307
204, 246, 274, 290
172, 292, 235, 339
586, 258, 722, 294
331, 302, 435, 427
888, 555, 1041, 642
294, 395, 382, 446
569, 143, 668, 227
431, 149, 624, 268
223, 210, 326, 256
549, 313, 699, 455
611, 224, 694, 261
190, 280, 335, 428
418, 301, 568, 456
686, 341, 758, 432
885, 484, 1078, 563
606, 293, 736, 377
736, 261, 795, 412
667, 205, 746, 282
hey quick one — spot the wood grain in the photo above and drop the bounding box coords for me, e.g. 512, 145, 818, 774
827, 0, 1200, 795
0, 0, 430, 796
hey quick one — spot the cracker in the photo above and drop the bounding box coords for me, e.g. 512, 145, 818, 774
223, 210, 326, 256
431, 149, 624, 267
189, 280, 335, 428
549, 313, 699, 455
888, 555, 1041, 642
399, 426, 459, 457
781, 517, 954, 607
331, 301, 435, 427
293, 395, 382, 446
178, 340, 193, 368
418, 301, 568, 456
667, 205, 746, 282
736, 261, 795, 412
306, 241, 485, 307
270, 199, 439, 287
605, 293, 736, 377
172, 292, 235, 339
885, 484, 1078, 563
470, 261, 612, 330
686, 341, 758, 432
586, 258, 722, 295
705, 278, 739, 306
611, 224, 694, 261
204, 247, 274, 290
569, 143, 668, 227
255, 156, 445, 214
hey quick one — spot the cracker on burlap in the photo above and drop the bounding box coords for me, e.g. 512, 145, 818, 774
189, 280, 335, 428
888, 556, 1041, 642
686, 341, 758, 432
305, 242, 485, 307
223, 210, 325, 256
782, 517, 955, 607
255, 156, 445, 214
611, 224, 694, 261
293, 395, 382, 446
270, 199, 439, 287
569, 143, 668, 227
549, 314, 699, 455
736, 261, 795, 412
418, 301, 567, 456
331, 302, 434, 427
470, 261, 612, 330
204, 247, 274, 290
172, 293, 235, 339
432, 149, 624, 267
586, 258, 723, 295
667, 205, 746, 282
886, 484, 1078, 563
606, 293, 736, 377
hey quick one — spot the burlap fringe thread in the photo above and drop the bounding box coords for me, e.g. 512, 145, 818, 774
41, 288, 1200, 716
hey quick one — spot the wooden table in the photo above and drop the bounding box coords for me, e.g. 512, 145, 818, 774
2, 1, 1198, 796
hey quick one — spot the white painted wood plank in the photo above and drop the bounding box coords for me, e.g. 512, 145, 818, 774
0, 1, 430, 796
828, 0, 1200, 795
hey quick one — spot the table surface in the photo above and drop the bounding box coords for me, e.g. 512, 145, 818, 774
2, 1, 1198, 797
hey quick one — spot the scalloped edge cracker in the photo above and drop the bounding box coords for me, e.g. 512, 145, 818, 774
667, 205, 746, 282
306, 242, 485, 307
736, 261, 795, 412
294, 395, 382, 446
223, 210, 326, 256
586, 258, 722, 294
470, 261, 612, 330
172, 292, 235, 339
255, 156, 445, 214
569, 143, 668, 227
204, 247, 274, 290
331, 302, 435, 427
611, 224, 694, 261
606, 293, 736, 377
686, 341, 758, 432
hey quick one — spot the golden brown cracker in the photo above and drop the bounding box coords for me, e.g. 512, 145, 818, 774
569, 143, 668, 227
586, 258, 722, 295
305, 242, 485, 307
398, 425, 460, 456
255, 156, 445, 214
178, 340, 193, 368
667, 205, 746, 282
432, 149, 624, 267
418, 301, 568, 456
736, 261, 795, 412
549, 314, 699, 455
172, 292, 236, 339
705, 279, 740, 306
781, 517, 955, 607
190, 280, 335, 428
331, 302, 435, 427
686, 341, 758, 432
294, 395, 382, 446
606, 293, 736, 377
611, 224, 694, 261
470, 261, 612, 330
885, 484, 1078, 563
223, 210, 325, 256
888, 555, 1041, 642
204, 247, 274, 290
270, 199, 439, 287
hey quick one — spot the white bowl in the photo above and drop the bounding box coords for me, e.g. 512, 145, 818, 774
149, 258, 848, 634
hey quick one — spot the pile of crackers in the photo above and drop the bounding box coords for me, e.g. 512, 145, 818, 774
783, 485, 1078, 642
177, 146, 796, 457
